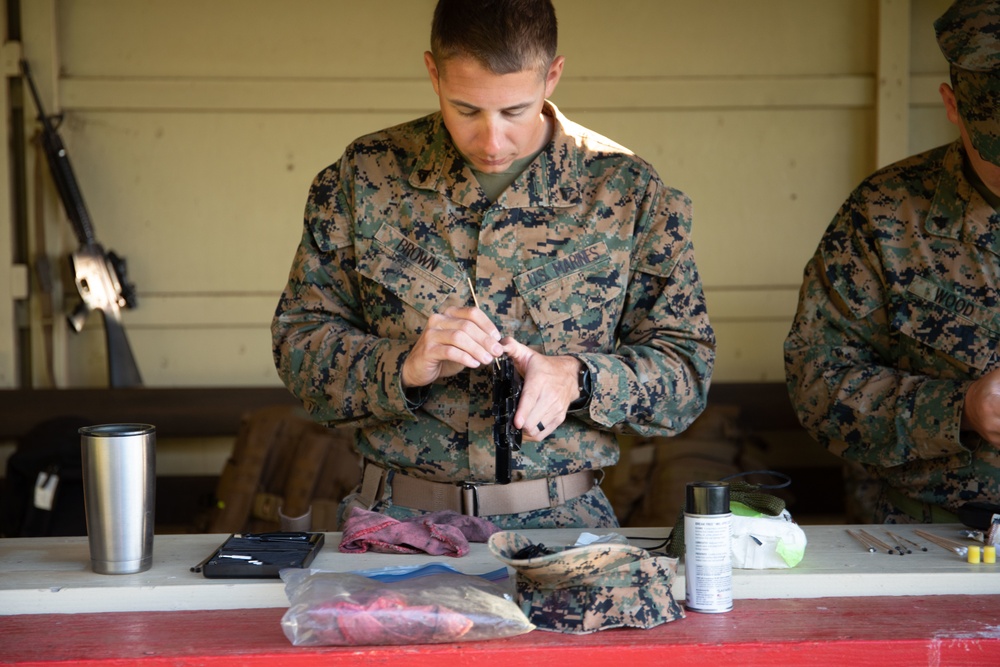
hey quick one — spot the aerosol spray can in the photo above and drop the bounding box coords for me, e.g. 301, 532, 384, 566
684, 480, 732, 613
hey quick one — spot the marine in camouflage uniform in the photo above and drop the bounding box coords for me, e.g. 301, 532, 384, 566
272, 98, 715, 529
784, 0, 1000, 523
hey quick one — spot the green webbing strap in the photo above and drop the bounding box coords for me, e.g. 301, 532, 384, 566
885, 487, 959, 523
665, 478, 788, 559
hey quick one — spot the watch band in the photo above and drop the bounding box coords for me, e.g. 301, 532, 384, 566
568, 364, 592, 411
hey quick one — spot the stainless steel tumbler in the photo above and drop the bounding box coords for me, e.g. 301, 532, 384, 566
79, 423, 156, 574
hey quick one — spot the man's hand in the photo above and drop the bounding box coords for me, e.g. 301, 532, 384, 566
501, 338, 583, 442
401, 306, 503, 389
963, 368, 1000, 445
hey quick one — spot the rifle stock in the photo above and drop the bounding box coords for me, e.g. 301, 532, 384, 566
22, 59, 143, 387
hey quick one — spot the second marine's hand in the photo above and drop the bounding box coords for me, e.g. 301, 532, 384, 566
962, 367, 1000, 446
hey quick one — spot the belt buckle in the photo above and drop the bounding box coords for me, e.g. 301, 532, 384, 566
461, 482, 480, 517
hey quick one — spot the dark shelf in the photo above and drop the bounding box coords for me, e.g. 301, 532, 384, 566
0, 387, 300, 440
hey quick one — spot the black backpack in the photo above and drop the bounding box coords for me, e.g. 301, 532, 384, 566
1, 416, 91, 537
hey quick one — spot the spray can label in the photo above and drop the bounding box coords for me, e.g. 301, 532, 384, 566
684, 512, 733, 613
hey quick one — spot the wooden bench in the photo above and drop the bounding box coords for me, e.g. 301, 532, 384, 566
0, 383, 800, 440
1, 383, 830, 531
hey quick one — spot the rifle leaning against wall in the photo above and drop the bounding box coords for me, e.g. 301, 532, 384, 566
21, 59, 143, 387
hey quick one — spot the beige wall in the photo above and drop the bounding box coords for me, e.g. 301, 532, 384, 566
1, 0, 956, 390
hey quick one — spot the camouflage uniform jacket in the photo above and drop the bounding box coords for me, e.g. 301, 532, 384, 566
272, 101, 715, 489
784, 140, 1000, 517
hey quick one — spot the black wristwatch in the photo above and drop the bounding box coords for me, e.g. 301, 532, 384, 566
568, 364, 592, 411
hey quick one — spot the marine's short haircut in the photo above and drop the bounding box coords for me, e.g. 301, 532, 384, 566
430, 0, 558, 75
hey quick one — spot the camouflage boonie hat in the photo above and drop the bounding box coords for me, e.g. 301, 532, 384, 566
487, 531, 684, 634
935, 0, 1000, 165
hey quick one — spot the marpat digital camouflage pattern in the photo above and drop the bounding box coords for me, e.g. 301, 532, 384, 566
935, 0, 1000, 166
784, 141, 1000, 522
488, 531, 684, 634
272, 101, 715, 529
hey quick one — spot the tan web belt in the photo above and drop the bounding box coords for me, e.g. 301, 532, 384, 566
356, 460, 598, 517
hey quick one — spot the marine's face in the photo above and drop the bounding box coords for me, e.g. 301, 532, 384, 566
424, 53, 563, 173
958, 117, 1000, 195
941, 82, 1000, 197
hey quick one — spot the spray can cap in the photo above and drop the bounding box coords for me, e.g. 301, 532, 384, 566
686, 481, 731, 515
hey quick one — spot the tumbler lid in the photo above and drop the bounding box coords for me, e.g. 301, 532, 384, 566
686, 481, 730, 515
79, 423, 156, 437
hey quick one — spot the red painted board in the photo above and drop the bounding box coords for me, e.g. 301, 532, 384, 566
1, 596, 999, 667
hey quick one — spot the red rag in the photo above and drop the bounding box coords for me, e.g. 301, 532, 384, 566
338, 508, 500, 557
